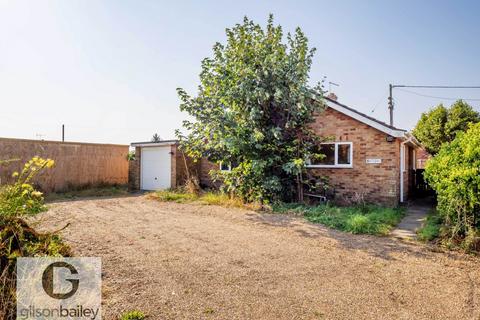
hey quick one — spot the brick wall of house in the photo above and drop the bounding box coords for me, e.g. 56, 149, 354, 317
308, 108, 401, 206
0, 137, 129, 192
416, 148, 430, 169
199, 158, 219, 188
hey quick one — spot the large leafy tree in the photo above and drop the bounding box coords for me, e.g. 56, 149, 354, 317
413, 100, 480, 154
176, 15, 324, 203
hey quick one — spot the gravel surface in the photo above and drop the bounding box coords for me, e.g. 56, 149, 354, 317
35, 196, 480, 320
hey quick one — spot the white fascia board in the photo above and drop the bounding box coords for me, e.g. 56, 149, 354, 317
324, 100, 406, 138
131, 142, 177, 147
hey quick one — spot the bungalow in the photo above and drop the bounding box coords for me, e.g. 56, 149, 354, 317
129, 95, 421, 206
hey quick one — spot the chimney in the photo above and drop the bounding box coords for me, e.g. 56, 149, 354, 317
327, 92, 338, 101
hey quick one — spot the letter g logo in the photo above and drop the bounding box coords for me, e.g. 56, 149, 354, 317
42, 262, 80, 299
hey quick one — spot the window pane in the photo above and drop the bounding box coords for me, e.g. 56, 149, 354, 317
220, 162, 230, 171
318, 144, 335, 165
338, 144, 351, 165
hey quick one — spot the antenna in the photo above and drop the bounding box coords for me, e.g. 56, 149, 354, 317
328, 81, 339, 92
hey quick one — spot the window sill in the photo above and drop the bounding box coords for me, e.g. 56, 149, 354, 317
306, 165, 353, 169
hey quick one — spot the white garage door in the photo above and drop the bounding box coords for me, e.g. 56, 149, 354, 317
141, 146, 171, 190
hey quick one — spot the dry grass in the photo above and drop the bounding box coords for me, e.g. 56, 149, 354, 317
45, 185, 129, 202
148, 190, 262, 210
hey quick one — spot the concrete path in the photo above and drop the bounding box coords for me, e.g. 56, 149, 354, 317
391, 200, 432, 240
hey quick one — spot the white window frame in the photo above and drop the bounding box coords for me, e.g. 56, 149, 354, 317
307, 142, 353, 168
219, 162, 232, 171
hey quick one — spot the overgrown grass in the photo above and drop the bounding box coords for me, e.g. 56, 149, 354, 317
148, 190, 262, 210
417, 211, 443, 242
150, 190, 404, 236
272, 203, 405, 235
46, 185, 128, 202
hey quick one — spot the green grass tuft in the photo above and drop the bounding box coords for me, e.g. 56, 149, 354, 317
151, 190, 198, 203
417, 212, 443, 241
119, 310, 146, 320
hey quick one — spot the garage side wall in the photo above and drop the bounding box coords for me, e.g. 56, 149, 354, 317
171, 145, 201, 189
128, 146, 141, 190
0, 137, 129, 192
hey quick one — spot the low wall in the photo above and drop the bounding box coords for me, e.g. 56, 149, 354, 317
0, 137, 129, 192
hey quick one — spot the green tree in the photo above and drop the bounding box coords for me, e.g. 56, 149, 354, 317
424, 122, 480, 250
413, 100, 479, 154
151, 133, 161, 142
176, 15, 324, 203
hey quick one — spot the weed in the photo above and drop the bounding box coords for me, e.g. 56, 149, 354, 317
274, 203, 405, 236
119, 310, 146, 320
417, 212, 443, 242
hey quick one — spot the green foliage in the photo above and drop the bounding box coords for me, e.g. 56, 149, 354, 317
176, 15, 324, 203
417, 212, 443, 242
0, 157, 54, 218
127, 151, 136, 161
272, 203, 405, 235
413, 100, 480, 154
150, 190, 198, 203
0, 157, 70, 320
119, 310, 146, 320
424, 123, 480, 250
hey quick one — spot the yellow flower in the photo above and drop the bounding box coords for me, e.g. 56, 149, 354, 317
32, 191, 43, 197
12, 171, 19, 178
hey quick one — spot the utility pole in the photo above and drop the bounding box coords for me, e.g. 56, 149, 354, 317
388, 84, 394, 126
62, 124, 65, 142
388, 84, 480, 127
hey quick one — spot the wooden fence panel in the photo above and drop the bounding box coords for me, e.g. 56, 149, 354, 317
0, 138, 129, 192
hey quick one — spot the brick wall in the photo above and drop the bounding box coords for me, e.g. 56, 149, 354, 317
0, 137, 129, 192
128, 147, 141, 190
128, 144, 200, 190
199, 158, 219, 188
308, 108, 401, 206
172, 145, 200, 188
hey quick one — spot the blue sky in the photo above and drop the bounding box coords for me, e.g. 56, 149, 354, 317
1, 0, 479, 144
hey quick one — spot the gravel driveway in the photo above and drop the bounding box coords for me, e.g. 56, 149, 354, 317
36, 196, 480, 320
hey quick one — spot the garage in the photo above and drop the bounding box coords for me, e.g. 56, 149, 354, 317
141, 146, 171, 190
129, 140, 178, 191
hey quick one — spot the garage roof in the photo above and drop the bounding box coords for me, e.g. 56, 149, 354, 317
131, 140, 178, 147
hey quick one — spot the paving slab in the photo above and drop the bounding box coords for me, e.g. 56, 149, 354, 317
391, 200, 432, 240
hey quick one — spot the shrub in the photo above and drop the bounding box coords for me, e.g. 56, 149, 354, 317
119, 310, 146, 320
0, 157, 70, 320
424, 122, 480, 250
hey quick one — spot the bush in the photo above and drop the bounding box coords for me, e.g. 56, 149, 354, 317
424, 122, 480, 250
0, 157, 70, 320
